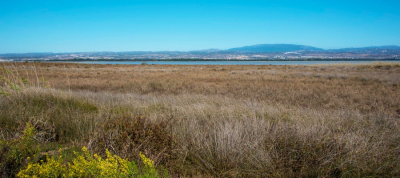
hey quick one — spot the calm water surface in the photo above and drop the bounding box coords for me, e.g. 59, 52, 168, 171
74, 61, 399, 65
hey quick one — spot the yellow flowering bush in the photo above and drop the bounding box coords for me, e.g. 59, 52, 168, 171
67, 147, 133, 178
17, 147, 164, 178
17, 152, 67, 178
139, 152, 158, 177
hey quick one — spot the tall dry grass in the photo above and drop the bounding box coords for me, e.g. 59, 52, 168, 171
1, 62, 400, 177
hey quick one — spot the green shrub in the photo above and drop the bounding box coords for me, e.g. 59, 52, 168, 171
0, 123, 40, 177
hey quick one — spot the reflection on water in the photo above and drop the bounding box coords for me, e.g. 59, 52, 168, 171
74, 60, 399, 65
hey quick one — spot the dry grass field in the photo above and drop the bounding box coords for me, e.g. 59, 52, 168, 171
1, 62, 400, 177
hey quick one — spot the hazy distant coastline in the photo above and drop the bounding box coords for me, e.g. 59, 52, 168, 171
1, 44, 400, 61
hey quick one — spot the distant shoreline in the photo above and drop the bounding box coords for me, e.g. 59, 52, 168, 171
2, 58, 398, 62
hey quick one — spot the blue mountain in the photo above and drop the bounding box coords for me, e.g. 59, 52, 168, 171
227, 44, 325, 52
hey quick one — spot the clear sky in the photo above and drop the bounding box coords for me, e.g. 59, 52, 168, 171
1, 0, 400, 53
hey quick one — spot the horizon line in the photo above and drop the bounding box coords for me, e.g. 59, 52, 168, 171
1, 44, 400, 54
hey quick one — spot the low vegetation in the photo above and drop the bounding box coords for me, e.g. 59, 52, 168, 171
17, 146, 162, 178
1, 62, 400, 177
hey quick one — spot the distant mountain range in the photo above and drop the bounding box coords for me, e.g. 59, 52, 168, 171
1, 44, 400, 61
328, 45, 400, 53
226, 44, 400, 53
227, 44, 324, 52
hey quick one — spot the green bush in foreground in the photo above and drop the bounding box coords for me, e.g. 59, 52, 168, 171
0, 123, 40, 177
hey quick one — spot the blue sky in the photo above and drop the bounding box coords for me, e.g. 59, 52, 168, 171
1, 0, 400, 53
